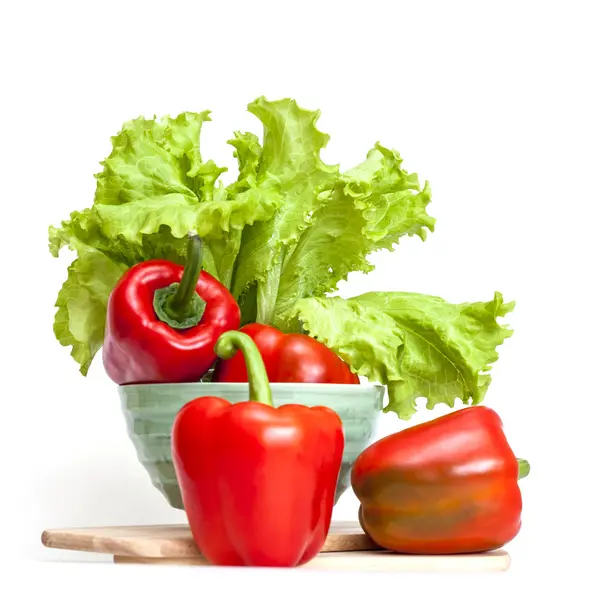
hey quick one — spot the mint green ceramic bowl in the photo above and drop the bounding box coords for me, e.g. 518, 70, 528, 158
120, 382, 384, 509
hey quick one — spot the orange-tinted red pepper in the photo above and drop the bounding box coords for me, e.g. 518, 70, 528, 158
351, 406, 524, 554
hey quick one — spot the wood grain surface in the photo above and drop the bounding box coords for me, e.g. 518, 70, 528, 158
41, 521, 378, 558
41, 521, 510, 572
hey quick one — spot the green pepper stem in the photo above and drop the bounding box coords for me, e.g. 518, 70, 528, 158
517, 458, 530, 480
168, 232, 203, 317
214, 331, 273, 407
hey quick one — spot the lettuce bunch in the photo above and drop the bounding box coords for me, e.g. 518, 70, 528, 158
49, 97, 514, 420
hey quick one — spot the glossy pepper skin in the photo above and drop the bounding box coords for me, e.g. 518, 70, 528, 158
351, 406, 523, 554
212, 323, 359, 384
172, 330, 345, 567
103, 233, 240, 385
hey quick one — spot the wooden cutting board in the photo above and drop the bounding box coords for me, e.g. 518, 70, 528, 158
41, 522, 510, 572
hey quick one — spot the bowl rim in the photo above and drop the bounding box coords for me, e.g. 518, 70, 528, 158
119, 381, 385, 393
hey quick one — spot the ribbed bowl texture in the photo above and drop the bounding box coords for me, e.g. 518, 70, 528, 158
120, 382, 384, 509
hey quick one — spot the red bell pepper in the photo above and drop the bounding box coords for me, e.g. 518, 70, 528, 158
171, 330, 345, 567
103, 232, 240, 385
351, 406, 523, 554
212, 323, 359, 384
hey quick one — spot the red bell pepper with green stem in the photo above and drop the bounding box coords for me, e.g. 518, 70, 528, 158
351, 406, 526, 555
212, 323, 359, 384
103, 232, 240, 385
171, 330, 345, 567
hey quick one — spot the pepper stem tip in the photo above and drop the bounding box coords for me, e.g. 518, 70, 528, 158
215, 330, 273, 407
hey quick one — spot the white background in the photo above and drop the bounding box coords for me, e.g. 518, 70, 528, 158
2, 0, 599, 597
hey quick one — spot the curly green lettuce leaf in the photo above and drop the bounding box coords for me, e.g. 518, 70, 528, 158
228, 131, 263, 190
50, 209, 190, 265
206, 131, 281, 289
285, 296, 406, 384
274, 144, 434, 323
87, 111, 278, 268
53, 241, 127, 375
288, 291, 514, 420
229, 101, 436, 326
94, 111, 223, 203
230, 97, 340, 315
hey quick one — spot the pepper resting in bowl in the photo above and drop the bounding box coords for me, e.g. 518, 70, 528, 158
103, 231, 240, 385
213, 323, 359, 384
171, 330, 345, 567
